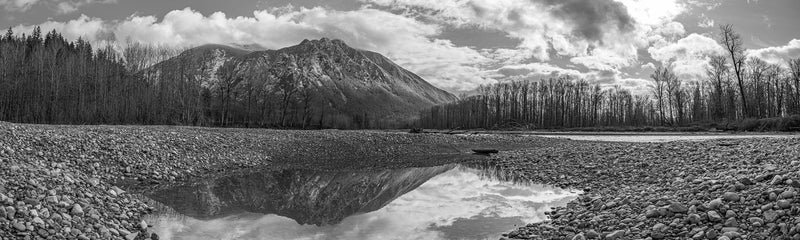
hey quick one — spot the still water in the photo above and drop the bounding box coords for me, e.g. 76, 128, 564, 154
144, 165, 579, 240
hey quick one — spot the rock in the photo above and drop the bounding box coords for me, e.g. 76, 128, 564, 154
572, 233, 586, 240
87, 178, 100, 186
777, 199, 792, 209
779, 190, 796, 199
668, 202, 689, 213
13, 221, 26, 231
717, 236, 730, 240
708, 198, 723, 209
584, 230, 600, 239
725, 210, 736, 218
724, 217, 738, 227
708, 211, 723, 222
140, 220, 148, 229
739, 178, 755, 185
44, 196, 58, 203
125, 232, 139, 240
646, 208, 660, 218
764, 210, 779, 222
748, 217, 765, 227
687, 213, 701, 224
721, 192, 739, 202
652, 223, 669, 232
706, 229, 719, 239
605, 230, 625, 240
71, 204, 84, 216
32, 217, 44, 225
772, 175, 784, 185
111, 186, 126, 195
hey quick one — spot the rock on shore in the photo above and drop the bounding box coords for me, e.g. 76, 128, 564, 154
493, 136, 800, 239
0, 122, 551, 239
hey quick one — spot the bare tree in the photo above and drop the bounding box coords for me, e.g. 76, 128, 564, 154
719, 24, 749, 118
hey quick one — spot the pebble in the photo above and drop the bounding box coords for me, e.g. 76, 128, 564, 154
71, 204, 84, 216
722, 192, 740, 202
708, 211, 723, 222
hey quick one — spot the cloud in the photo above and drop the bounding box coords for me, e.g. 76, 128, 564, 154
0, 0, 115, 13
11, 14, 108, 42
746, 39, 800, 66
489, 62, 585, 81
648, 33, 725, 81
11, 6, 492, 92
698, 13, 714, 28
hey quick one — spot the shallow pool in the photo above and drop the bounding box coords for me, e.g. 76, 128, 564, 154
144, 165, 579, 240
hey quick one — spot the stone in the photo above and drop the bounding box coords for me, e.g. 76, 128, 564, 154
71, 204, 84, 216
653, 223, 668, 232
44, 196, 58, 203
724, 217, 738, 227
708, 211, 723, 222
584, 230, 600, 239
646, 208, 660, 218
764, 210, 779, 222
706, 229, 719, 239
668, 202, 689, 213
125, 232, 139, 240
708, 198, 724, 209
717, 236, 730, 240
779, 190, 796, 199
140, 220, 148, 229
722, 192, 739, 202
687, 213, 701, 224
605, 230, 625, 240
112, 186, 126, 195
725, 210, 736, 218
749, 217, 765, 227
13, 221, 26, 231
777, 200, 792, 209
571, 233, 586, 240
87, 178, 100, 186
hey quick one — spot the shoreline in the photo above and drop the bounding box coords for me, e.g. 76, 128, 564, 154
1, 122, 798, 239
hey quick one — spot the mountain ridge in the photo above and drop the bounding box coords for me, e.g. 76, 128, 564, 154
145, 38, 456, 128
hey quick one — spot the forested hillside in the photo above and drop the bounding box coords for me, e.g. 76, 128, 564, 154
418, 25, 800, 131
0, 28, 455, 128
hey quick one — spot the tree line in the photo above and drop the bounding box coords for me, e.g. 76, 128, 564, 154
417, 25, 800, 130
0, 27, 374, 128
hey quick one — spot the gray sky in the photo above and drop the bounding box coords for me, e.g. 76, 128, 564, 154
2, 0, 799, 94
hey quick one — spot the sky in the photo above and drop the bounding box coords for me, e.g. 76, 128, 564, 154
1, 0, 799, 94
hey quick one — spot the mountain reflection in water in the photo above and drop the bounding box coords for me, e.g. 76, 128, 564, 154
145, 164, 579, 240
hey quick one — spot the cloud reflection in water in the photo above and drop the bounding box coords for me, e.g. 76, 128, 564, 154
147, 165, 579, 240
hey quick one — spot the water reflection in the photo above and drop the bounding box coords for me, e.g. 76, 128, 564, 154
145, 164, 579, 240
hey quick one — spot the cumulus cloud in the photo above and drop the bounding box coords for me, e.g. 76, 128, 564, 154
489, 63, 585, 81
365, 0, 691, 82
11, 6, 492, 92
648, 33, 725, 81
0, 0, 115, 13
746, 39, 800, 66
11, 14, 108, 42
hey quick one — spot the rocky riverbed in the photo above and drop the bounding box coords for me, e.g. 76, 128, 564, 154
0, 122, 549, 240
1, 121, 798, 240
490, 137, 800, 239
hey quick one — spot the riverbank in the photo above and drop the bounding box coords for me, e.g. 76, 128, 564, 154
490, 136, 800, 239
0, 122, 549, 239
1, 122, 798, 239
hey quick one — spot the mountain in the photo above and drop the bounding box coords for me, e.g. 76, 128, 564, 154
145, 165, 455, 226
144, 39, 457, 128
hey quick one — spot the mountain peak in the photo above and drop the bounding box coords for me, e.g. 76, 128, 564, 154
299, 38, 348, 48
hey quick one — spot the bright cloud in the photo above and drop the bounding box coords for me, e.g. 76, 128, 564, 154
648, 33, 725, 81
746, 39, 800, 66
